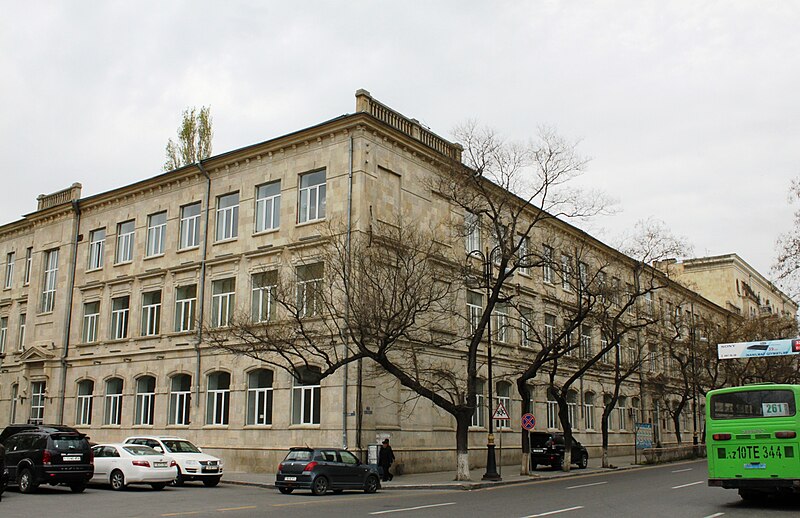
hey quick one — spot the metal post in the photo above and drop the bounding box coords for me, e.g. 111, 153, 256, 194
483, 247, 501, 481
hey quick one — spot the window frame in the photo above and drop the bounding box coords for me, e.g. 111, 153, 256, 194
134, 376, 156, 426
141, 290, 162, 336
41, 249, 59, 313
179, 202, 201, 250
4, 251, 14, 289
206, 371, 231, 426
215, 192, 240, 242
297, 170, 326, 224
88, 228, 105, 270
104, 378, 124, 426
115, 220, 135, 264
145, 211, 167, 257
76, 380, 94, 426
82, 301, 100, 343
254, 181, 281, 233
211, 278, 235, 328
174, 285, 197, 332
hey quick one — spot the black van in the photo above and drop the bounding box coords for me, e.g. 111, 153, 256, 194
1, 426, 93, 493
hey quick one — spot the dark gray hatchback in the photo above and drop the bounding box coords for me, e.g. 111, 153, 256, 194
275, 447, 381, 495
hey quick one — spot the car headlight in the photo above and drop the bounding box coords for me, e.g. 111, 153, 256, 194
218, 459, 224, 467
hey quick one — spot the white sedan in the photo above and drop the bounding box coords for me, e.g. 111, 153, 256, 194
90, 443, 178, 490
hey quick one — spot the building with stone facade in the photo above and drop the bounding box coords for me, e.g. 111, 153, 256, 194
0, 91, 789, 474
655, 254, 797, 319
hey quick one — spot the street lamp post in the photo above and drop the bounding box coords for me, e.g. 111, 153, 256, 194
481, 246, 501, 481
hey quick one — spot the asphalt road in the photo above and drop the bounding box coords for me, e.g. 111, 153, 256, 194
1, 461, 799, 518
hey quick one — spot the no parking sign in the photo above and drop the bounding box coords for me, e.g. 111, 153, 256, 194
521, 413, 536, 430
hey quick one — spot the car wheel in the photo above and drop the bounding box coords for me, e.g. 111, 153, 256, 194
110, 469, 126, 491
150, 482, 167, 490
578, 453, 588, 469
172, 469, 185, 487
202, 476, 221, 487
278, 486, 294, 494
364, 475, 379, 494
18, 468, 38, 494
311, 476, 329, 496
70, 482, 87, 493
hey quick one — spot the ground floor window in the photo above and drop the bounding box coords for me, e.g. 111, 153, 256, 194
30, 381, 46, 424
76, 380, 94, 425
135, 376, 156, 425
169, 374, 191, 425
292, 367, 321, 425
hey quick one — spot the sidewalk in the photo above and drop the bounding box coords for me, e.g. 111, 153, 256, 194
223, 454, 656, 491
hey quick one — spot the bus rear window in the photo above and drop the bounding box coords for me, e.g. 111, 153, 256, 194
710, 389, 796, 419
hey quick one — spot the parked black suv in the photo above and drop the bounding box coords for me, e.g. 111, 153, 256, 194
1, 424, 93, 493
529, 432, 589, 470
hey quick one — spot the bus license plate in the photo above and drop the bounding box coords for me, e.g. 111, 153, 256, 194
744, 463, 766, 469
725, 445, 784, 460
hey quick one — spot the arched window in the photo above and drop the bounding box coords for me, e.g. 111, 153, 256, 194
168, 374, 191, 425
76, 380, 94, 425
135, 376, 156, 425
495, 381, 512, 429
292, 367, 321, 425
471, 379, 486, 428
583, 392, 595, 430
10, 383, 18, 423
104, 377, 123, 425
567, 390, 579, 429
206, 372, 230, 425
546, 388, 558, 429
618, 395, 628, 431
246, 369, 273, 425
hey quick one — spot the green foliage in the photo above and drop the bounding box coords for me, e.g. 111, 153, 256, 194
164, 106, 213, 171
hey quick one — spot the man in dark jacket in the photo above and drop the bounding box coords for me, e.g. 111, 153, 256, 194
378, 438, 395, 481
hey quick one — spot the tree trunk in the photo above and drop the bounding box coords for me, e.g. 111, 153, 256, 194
558, 403, 572, 472
600, 408, 611, 468
455, 413, 471, 481
673, 413, 682, 444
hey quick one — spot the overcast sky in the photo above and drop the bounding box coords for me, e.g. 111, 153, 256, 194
2, 1, 799, 282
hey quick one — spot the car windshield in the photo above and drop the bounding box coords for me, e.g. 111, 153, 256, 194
51, 435, 86, 451
285, 450, 314, 461
124, 445, 160, 456
161, 439, 201, 453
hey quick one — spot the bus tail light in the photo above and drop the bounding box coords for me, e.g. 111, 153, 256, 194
712, 433, 731, 441
775, 431, 797, 439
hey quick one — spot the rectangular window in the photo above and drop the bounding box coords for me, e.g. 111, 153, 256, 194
648, 343, 657, 372
111, 296, 129, 340
17, 313, 25, 350
618, 402, 627, 430
542, 245, 553, 283
88, 229, 105, 270
105, 394, 123, 425
179, 202, 201, 249
601, 335, 611, 363
580, 325, 592, 359
82, 302, 99, 343
135, 385, 155, 426
174, 285, 197, 332
4, 251, 14, 288
0, 316, 7, 354
169, 376, 192, 426
467, 290, 483, 332
255, 181, 281, 232
41, 249, 58, 313
296, 263, 323, 317
298, 170, 326, 224
567, 400, 577, 429
578, 262, 588, 289
493, 303, 508, 343
115, 220, 135, 263
520, 307, 533, 348
30, 381, 46, 424
584, 401, 595, 430
544, 313, 556, 347
292, 381, 321, 425
471, 381, 486, 428
212, 278, 235, 327
561, 254, 571, 291
141, 291, 161, 336
146, 211, 167, 257
465, 212, 481, 254
24, 247, 32, 285
76, 384, 93, 426
644, 291, 652, 315
252, 271, 277, 323
518, 235, 530, 275
216, 192, 239, 241
247, 386, 273, 426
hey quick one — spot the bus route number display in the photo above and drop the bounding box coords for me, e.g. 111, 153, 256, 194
762, 402, 791, 417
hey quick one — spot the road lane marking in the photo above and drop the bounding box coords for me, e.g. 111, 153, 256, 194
162, 513, 202, 517
671, 468, 692, 473
523, 506, 585, 517
370, 502, 455, 515
671, 481, 704, 489
218, 506, 258, 512
702, 513, 724, 518
566, 481, 607, 489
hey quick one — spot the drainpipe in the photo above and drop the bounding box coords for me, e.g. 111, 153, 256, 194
195, 162, 212, 408
57, 199, 81, 424
342, 136, 354, 450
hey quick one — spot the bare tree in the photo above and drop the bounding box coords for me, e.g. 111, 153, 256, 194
164, 106, 213, 171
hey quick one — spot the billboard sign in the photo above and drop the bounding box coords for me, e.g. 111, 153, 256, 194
717, 338, 800, 360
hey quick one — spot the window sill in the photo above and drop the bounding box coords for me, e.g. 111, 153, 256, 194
132, 424, 155, 428
166, 424, 191, 428
101, 425, 123, 429
114, 261, 133, 267
243, 424, 273, 429
166, 330, 196, 338
289, 424, 320, 429
213, 237, 238, 245
253, 228, 279, 237
86, 267, 103, 274
295, 218, 325, 229
144, 253, 165, 261
202, 425, 230, 429
135, 335, 162, 341
177, 246, 200, 254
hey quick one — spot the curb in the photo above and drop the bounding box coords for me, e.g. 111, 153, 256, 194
221, 460, 685, 491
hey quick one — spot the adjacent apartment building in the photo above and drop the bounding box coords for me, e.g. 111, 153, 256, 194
0, 90, 793, 474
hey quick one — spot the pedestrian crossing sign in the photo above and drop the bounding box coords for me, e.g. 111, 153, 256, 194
492, 403, 510, 420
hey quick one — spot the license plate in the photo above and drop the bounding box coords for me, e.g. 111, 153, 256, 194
532, 448, 546, 454
203, 467, 219, 473
154, 462, 168, 468
745, 463, 766, 469
284, 476, 297, 481
63, 456, 81, 462
724, 445, 784, 461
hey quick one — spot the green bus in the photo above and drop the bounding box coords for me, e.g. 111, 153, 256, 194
706, 383, 800, 500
